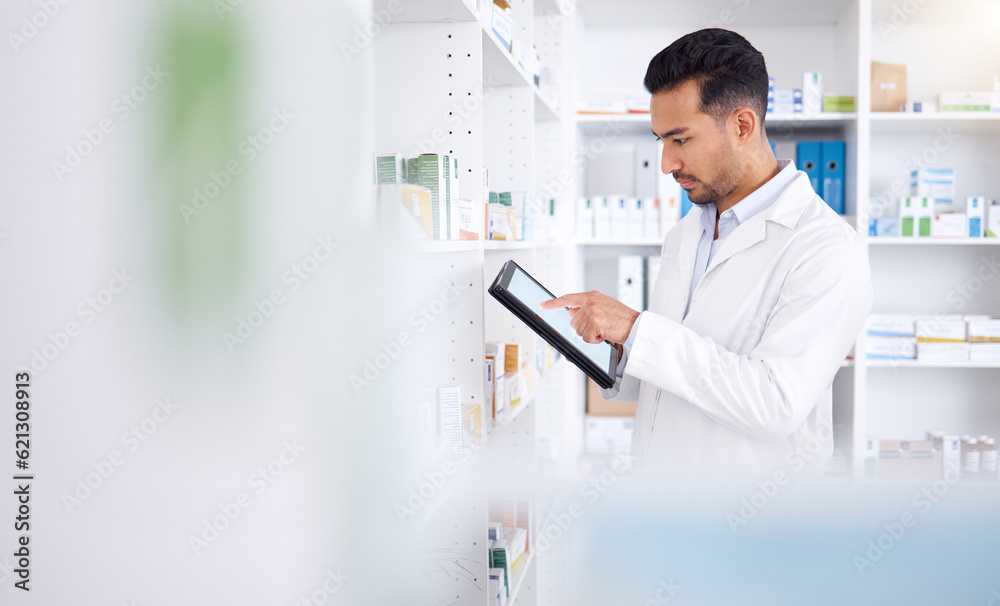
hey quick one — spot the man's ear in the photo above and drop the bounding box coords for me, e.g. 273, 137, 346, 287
733, 107, 757, 144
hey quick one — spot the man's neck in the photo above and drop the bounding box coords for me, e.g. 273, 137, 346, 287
715, 156, 781, 216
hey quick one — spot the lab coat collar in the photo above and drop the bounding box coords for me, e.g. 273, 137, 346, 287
703, 172, 815, 275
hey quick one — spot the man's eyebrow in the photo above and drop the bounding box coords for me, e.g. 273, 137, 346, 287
652, 126, 690, 139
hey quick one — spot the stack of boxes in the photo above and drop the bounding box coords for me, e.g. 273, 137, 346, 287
869, 168, 1000, 239
866, 432, 999, 481
576, 195, 677, 241
488, 498, 533, 605
485, 340, 558, 428
915, 318, 968, 362
375, 154, 560, 243
867, 315, 1000, 363
766, 72, 850, 114
969, 319, 1000, 362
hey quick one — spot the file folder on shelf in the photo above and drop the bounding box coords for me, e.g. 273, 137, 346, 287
796, 141, 821, 193
617, 255, 645, 312
821, 141, 845, 215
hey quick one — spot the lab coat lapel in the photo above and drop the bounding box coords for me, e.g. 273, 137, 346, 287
703, 216, 766, 276
665, 215, 703, 321
702, 173, 814, 277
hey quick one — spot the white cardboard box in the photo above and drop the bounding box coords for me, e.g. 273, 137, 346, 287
585, 416, 633, 454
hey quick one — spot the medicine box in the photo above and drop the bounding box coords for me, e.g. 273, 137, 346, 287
967, 197, 986, 237
968, 320, 1000, 343
987, 203, 1000, 238
940, 91, 993, 112
867, 336, 916, 359
773, 89, 795, 114
867, 314, 916, 337
900, 197, 932, 237
802, 73, 822, 114
931, 213, 967, 238
917, 342, 969, 362
915, 319, 966, 342
910, 168, 955, 206
869, 218, 900, 237
970, 343, 1000, 362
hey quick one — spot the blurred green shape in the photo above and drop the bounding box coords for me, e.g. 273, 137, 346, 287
155, 2, 248, 328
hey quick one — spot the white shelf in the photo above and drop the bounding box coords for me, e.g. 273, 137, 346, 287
508, 548, 536, 605
870, 112, 1000, 135
483, 240, 546, 251
414, 392, 536, 529
574, 112, 856, 136
575, 0, 853, 27
534, 87, 561, 122
490, 391, 534, 434
483, 27, 530, 87
869, 238, 1000, 246
410, 239, 486, 253
374, 0, 478, 23
481, 26, 561, 122
575, 238, 663, 246
411, 441, 486, 530
410, 239, 572, 253
866, 360, 1000, 369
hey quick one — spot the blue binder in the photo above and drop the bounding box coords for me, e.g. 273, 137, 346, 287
796, 141, 821, 193
680, 188, 693, 218
821, 141, 845, 214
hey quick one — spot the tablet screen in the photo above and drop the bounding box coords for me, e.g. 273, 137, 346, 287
506, 266, 614, 372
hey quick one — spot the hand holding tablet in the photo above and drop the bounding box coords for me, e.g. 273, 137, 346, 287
488, 260, 619, 388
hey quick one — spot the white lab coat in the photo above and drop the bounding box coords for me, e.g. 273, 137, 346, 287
602, 172, 871, 480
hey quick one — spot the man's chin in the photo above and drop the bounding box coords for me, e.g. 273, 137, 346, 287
688, 190, 714, 205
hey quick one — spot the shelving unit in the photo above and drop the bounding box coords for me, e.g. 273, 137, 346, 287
373, 1, 579, 603
569, 0, 1000, 480
868, 238, 1000, 246
867, 360, 1000, 368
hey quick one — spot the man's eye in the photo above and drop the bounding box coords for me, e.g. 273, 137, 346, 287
673, 138, 687, 146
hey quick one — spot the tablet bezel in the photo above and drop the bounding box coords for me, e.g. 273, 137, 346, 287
488, 260, 618, 389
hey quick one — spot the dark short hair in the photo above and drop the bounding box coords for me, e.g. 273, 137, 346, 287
644, 28, 768, 130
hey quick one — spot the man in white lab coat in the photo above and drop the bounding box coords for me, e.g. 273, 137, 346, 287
541, 29, 871, 481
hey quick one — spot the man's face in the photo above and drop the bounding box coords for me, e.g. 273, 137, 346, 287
650, 79, 741, 205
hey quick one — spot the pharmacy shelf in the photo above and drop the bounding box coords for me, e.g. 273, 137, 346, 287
411, 239, 571, 253
869, 112, 1000, 136
866, 360, 1000, 369
574, 112, 857, 136
483, 27, 531, 87
508, 548, 537, 605
575, 238, 663, 247
410, 239, 487, 253
411, 441, 486, 531
481, 26, 559, 121
377, 0, 478, 23
575, 0, 853, 27
483, 240, 549, 251
414, 393, 536, 530
491, 391, 535, 434
868, 238, 1000, 246
534, 87, 561, 122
